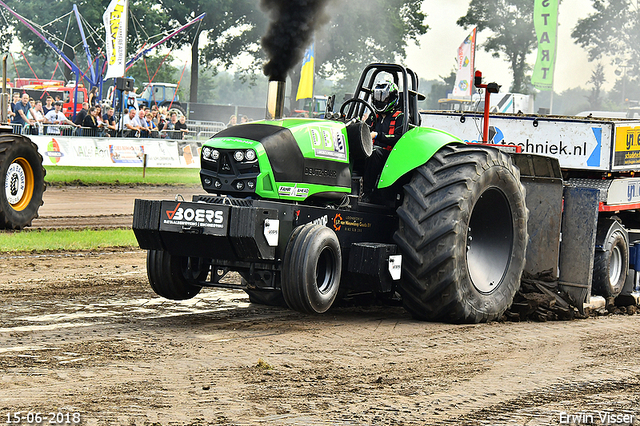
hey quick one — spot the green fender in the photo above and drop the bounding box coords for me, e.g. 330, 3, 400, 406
377, 126, 462, 189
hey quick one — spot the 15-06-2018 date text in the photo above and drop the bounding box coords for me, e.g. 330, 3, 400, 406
5, 412, 81, 424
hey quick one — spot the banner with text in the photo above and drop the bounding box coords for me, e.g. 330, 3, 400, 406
452, 27, 477, 97
30, 136, 202, 168
103, 0, 128, 80
531, 0, 559, 90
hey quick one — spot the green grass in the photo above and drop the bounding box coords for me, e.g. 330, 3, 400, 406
44, 166, 201, 186
0, 229, 138, 253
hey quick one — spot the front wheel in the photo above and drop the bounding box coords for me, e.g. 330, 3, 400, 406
394, 144, 528, 323
146, 249, 205, 300
281, 223, 342, 314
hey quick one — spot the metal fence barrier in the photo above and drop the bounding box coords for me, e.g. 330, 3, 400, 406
8, 120, 226, 141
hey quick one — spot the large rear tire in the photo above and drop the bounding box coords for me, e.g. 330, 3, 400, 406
146, 249, 205, 300
592, 217, 628, 298
394, 144, 528, 323
0, 135, 46, 229
281, 223, 342, 314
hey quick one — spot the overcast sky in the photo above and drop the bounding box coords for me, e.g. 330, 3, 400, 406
405, 0, 616, 93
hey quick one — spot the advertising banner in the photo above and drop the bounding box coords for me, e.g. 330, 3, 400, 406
452, 27, 477, 98
103, 0, 128, 80
531, 0, 559, 90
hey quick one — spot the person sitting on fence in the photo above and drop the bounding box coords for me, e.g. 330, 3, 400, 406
44, 101, 78, 135
174, 115, 189, 139
120, 108, 142, 138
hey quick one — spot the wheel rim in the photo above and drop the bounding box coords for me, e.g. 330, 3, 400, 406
609, 244, 622, 287
316, 247, 337, 294
466, 188, 514, 294
5, 157, 34, 211
181, 257, 208, 282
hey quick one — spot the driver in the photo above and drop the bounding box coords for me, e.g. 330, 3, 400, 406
363, 81, 405, 201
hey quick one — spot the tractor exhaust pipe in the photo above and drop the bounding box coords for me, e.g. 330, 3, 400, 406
266, 80, 286, 120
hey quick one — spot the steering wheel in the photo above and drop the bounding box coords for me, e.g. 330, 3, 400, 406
340, 98, 376, 122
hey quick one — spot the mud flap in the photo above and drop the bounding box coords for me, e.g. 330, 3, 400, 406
558, 187, 599, 313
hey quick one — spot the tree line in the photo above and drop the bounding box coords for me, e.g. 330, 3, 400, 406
1, 0, 637, 111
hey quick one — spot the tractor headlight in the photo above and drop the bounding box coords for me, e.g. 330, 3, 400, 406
235, 181, 245, 190
202, 147, 212, 160
245, 149, 256, 161
234, 150, 245, 162
211, 149, 220, 160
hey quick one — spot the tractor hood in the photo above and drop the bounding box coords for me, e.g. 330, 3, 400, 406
200, 119, 352, 201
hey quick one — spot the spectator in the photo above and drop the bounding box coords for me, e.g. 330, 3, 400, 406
10, 92, 20, 112
227, 114, 237, 127
240, 115, 249, 124
27, 100, 47, 135
135, 108, 150, 137
120, 108, 142, 137
162, 111, 178, 139
44, 101, 77, 135
12, 93, 34, 133
74, 102, 89, 126
42, 96, 55, 115
102, 107, 117, 136
88, 87, 99, 107
145, 112, 160, 138
174, 115, 189, 139
82, 106, 105, 137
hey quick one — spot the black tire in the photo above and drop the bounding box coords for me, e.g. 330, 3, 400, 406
146, 249, 205, 300
346, 121, 373, 160
394, 144, 528, 323
161, 102, 187, 117
592, 217, 628, 298
242, 278, 287, 307
281, 223, 342, 314
0, 135, 46, 229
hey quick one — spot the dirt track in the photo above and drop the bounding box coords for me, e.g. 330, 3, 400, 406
1, 186, 640, 425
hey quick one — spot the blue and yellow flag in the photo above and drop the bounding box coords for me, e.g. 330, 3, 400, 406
296, 43, 314, 101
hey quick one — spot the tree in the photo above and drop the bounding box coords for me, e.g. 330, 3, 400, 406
158, 0, 267, 103
457, 0, 536, 93
587, 63, 606, 110
572, 0, 640, 81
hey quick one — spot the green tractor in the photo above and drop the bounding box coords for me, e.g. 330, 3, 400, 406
133, 63, 529, 323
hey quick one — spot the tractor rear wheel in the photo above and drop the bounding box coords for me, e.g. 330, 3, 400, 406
394, 144, 528, 323
146, 249, 205, 300
281, 223, 342, 314
0, 135, 46, 229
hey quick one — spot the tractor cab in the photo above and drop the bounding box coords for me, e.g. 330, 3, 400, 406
338, 63, 425, 133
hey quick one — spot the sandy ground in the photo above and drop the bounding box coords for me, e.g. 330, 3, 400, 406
1, 186, 640, 426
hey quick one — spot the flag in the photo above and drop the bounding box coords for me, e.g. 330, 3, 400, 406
104, 0, 128, 80
452, 27, 476, 97
296, 43, 314, 101
531, 0, 559, 90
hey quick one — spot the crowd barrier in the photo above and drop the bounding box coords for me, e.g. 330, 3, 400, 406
8, 119, 226, 141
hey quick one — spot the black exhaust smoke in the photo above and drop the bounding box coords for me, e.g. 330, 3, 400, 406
260, 0, 332, 82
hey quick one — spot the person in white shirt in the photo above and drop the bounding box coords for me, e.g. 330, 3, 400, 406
120, 108, 142, 137
27, 100, 48, 135
44, 102, 77, 135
